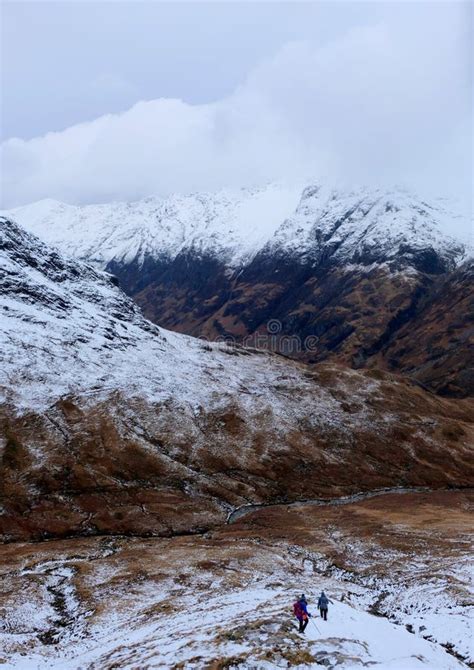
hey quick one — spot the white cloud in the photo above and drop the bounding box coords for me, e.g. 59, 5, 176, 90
1, 12, 471, 212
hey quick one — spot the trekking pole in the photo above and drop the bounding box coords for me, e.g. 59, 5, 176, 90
310, 617, 322, 635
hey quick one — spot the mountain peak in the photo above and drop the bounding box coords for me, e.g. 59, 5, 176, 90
4, 183, 469, 275
269, 184, 469, 272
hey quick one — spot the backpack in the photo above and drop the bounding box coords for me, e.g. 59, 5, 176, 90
293, 601, 303, 618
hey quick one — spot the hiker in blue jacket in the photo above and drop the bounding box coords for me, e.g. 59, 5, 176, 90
293, 594, 312, 633
318, 591, 333, 621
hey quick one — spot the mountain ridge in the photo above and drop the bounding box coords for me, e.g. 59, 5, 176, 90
5, 183, 471, 271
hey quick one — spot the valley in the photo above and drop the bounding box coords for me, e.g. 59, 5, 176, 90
0, 205, 472, 669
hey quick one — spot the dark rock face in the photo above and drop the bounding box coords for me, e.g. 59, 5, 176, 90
106, 251, 473, 397
108, 252, 236, 335
378, 260, 474, 397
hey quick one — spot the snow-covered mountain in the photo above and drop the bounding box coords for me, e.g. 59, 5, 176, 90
4, 184, 302, 269
5, 183, 470, 272
266, 184, 469, 271
5, 184, 472, 398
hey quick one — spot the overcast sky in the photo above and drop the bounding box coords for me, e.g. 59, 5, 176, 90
1, 1, 472, 234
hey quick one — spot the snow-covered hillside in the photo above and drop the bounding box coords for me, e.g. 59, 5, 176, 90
4, 183, 470, 273
6, 582, 466, 670
0, 214, 321, 411
2, 505, 471, 670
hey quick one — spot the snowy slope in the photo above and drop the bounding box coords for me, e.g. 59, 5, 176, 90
0, 215, 340, 416
4, 183, 470, 273
268, 184, 469, 269
2, 537, 468, 670
7, 588, 465, 670
4, 184, 302, 269
4, 216, 473, 477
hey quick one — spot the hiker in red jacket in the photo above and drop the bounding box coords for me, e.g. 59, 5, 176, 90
293, 594, 312, 633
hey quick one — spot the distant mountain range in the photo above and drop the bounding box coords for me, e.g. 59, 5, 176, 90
5, 183, 473, 397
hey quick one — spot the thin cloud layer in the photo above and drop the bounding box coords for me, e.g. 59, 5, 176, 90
1, 13, 471, 211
